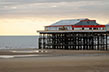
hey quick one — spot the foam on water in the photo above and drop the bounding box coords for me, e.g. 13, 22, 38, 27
0, 55, 14, 58
0, 55, 41, 59
11, 50, 47, 53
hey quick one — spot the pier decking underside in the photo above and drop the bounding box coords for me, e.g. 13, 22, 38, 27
39, 32, 109, 50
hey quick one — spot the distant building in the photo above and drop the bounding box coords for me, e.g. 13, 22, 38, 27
37, 18, 109, 50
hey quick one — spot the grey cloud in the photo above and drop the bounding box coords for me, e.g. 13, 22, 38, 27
0, 0, 108, 4
0, 0, 109, 18
0, 0, 108, 8
79, 1, 109, 14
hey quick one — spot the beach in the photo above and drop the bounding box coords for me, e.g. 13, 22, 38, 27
0, 49, 109, 72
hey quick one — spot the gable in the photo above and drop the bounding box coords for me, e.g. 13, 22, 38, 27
75, 20, 99, 25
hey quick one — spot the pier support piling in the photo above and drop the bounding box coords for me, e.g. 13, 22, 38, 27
39, 32, 109, 50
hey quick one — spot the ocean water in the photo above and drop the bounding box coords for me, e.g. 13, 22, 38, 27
0, 36, 39, 49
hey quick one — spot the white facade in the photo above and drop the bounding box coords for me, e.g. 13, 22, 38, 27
45, 26, 72, 31
45, 26, 106, 31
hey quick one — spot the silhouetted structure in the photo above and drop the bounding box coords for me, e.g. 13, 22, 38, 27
37, 18, 109, 50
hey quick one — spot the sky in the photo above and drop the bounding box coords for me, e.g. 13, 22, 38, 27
0, 0, 109, 35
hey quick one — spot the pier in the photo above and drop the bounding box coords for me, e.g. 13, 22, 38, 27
38, 18, 109, 50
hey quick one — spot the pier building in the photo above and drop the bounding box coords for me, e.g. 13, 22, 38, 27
37, 18, 109, 50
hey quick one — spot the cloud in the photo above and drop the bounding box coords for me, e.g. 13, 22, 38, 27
0, 0, 100, 3
0, 0, 109, 18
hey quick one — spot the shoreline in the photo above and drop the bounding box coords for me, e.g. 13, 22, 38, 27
0, 49, 109, 58
0, 49, 109, 72
0, 48, 109, 54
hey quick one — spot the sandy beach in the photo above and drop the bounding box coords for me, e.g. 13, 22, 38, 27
0, 49, 109, 72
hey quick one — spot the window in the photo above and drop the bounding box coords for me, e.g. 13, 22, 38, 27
72, 28, 74, 30
93, 28, 96, 30
102, 27, 105, 30
59, 26, 67, 30
45, 27, 48, 30
89, 28, 92, 30
93, 28, 98, 30
82, 28, 84, 30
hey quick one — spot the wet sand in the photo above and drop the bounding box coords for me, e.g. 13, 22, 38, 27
0, 49, 109, 72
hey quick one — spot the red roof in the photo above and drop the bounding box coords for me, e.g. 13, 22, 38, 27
72, 25, 105, 28
80, 20, 96, 22
46, 25, 105, 28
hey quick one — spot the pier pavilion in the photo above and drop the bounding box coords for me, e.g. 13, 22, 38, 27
37, 18, 109, 50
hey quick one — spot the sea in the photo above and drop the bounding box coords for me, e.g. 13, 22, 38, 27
0, 36, 39, 49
